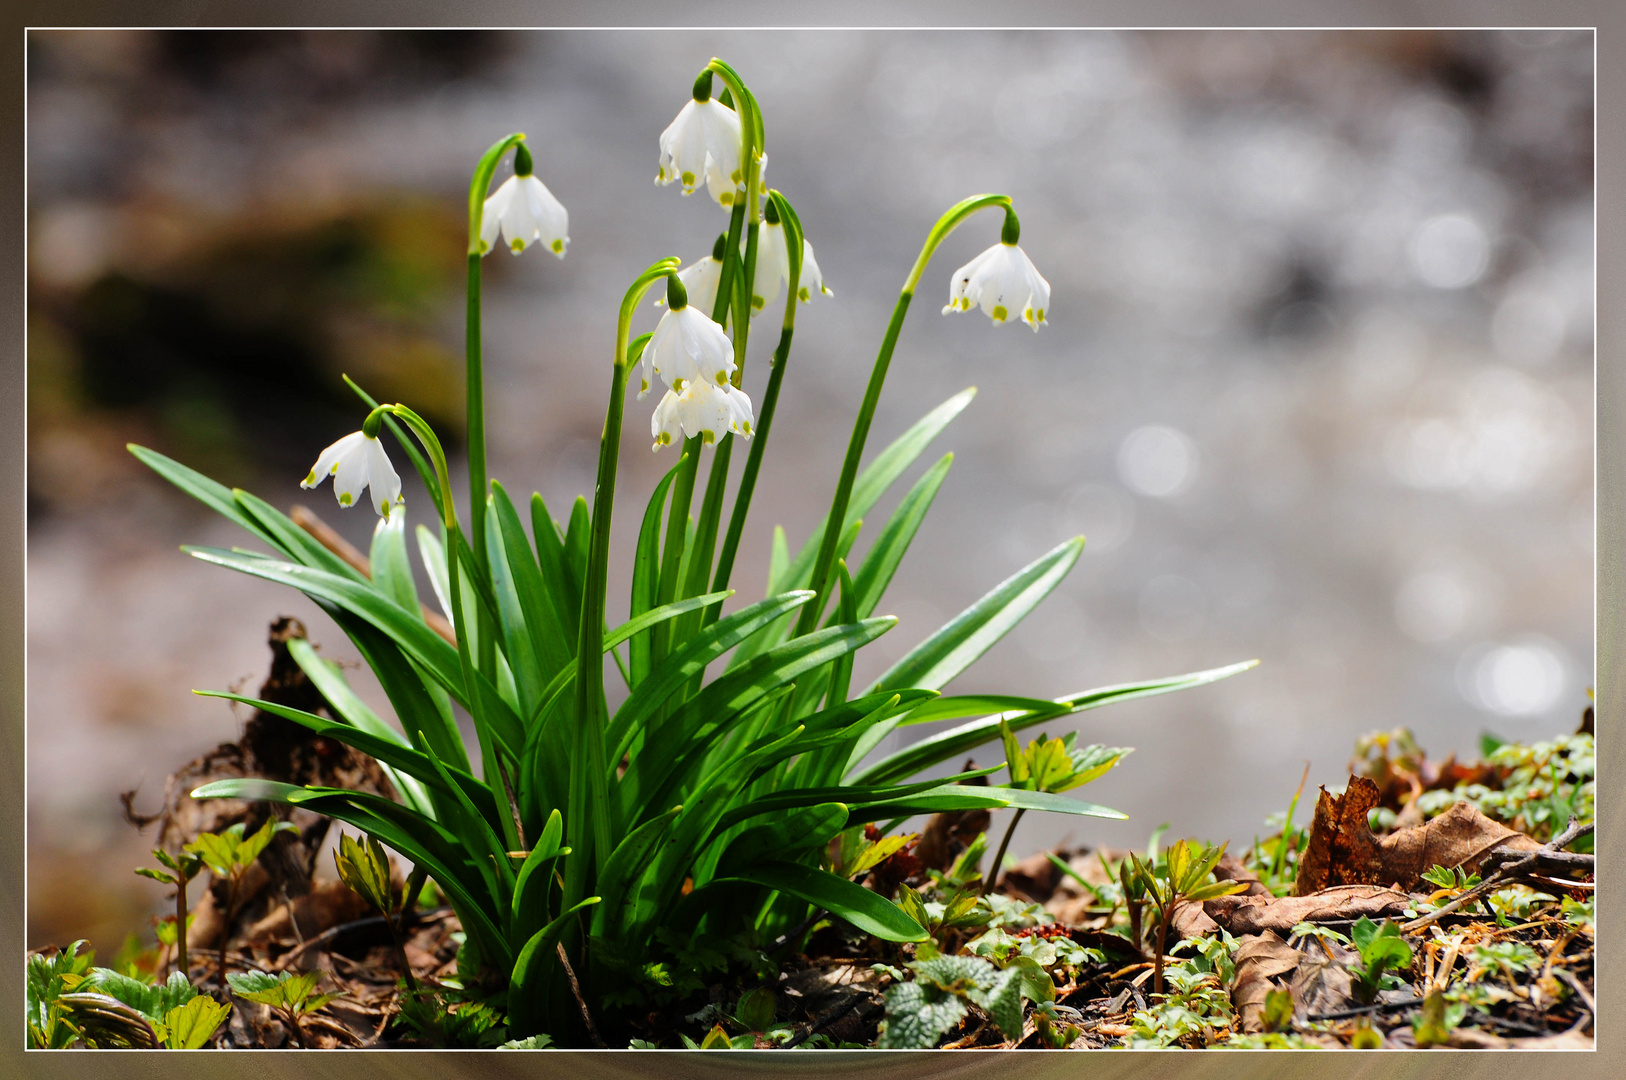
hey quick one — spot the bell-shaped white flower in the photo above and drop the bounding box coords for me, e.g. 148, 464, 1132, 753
749, 218, 833, 315
480, 160, 569, 258
651, 378, 755, 450
942, 241, 1050, 331
656, 90, 742, 206
301, 431, 403, 518
707, 147, 767, 209
655, 238, 726, 317
638, 297, 736, 400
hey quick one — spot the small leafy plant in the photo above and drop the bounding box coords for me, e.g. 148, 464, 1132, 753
185, 820, 299, 987
27, 942, 232, 1050
333, 831, 422, 992
227, 969, 343, 1048
1125, 839, 1248, 996
135, 846, 205, 984
877, 954, 1027, 1049
1347, 917, 1414, 1004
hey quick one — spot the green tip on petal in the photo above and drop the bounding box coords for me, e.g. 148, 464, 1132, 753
681, 171, 696, 188
339, 493, 353, 507
991, 305, 1008, 323
701, 430, 716, 445
303, 470, 317, 485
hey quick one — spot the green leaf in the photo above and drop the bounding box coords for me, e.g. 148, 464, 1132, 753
717, 802, 849, 877
869, 536, 1083, 695
851, 451, 952, 619
492, 482, 574, 682
508, 897, 601, 1039
128, 445, 271, 543
605, 591, 732, 654
77, 968, 196, 1022
184, 546, 526, 757
161, 995, 231, 1049
531, 493, 581, 645
851, 660, 1259, 785
878, 981, 966, 1049
368, 509, 420, 613
590, 806, 683, 941
717, 861, 928, 942
630, 456, 688, 686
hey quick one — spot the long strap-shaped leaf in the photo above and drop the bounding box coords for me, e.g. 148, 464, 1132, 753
851, 451, 953, 619
508, 897, 600, 1040
618, 617, 898, 826
843, 784, 1126, 824
605, 591, 814, 765
491, 482, 574, 682
193, 690, 488, 821
589, 806, 682, 943
701, 861, 927, 943
851, 659, 1260, 785
184, 546, 526, 756
868, 535, 1084, 696
190, 778, 509, 969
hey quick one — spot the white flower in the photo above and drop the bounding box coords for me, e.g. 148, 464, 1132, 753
749, 219, 833, 315
656, 95, 742, 206
707, 147, 767, 209
301, 431, 403, 518
654, 251, 724, 317
480, 173, 569, 257
942, 242, 1050, 330
638, 302, 736, 400
651, 378, 754, 449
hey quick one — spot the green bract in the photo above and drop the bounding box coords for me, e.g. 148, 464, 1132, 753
134, 58, 1254, 1043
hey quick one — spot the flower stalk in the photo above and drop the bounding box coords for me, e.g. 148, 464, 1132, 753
793, 194, 1016, 638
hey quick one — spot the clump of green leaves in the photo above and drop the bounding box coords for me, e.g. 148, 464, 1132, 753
877, 954, 1028, 1049
227, 969, 343, 1048
395, 992, 510, 1048
985, 722, 1130, 894
1410, 988, 1466, 1048
1125, 839, 1247, 996
26, 942, 95, 1049
186, 820, 298, 987
334, 830, 421, 992
27, 944, 232, 1050
1348, 917, 1413, 1004
1126, 955, 1236, 1048
135, 846, 205, 984
1414, 733, 1594, 848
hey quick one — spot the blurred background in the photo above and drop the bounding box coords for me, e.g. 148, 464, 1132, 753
27, 29, 1593, 953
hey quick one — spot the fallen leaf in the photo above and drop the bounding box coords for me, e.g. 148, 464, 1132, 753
1205, 885, 1413, 936
1294, 776, 1540, 894
1230, 931, 1300, 1032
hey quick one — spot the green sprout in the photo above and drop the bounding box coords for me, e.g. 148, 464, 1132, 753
1347, 917, 1414, 1004
227, 969, 343, 1049
1126, 839, 1248, 997
136, 846, 206, 985
334, 831, 422, 993
986, 720, 1129, 896
185, 820, 299, 989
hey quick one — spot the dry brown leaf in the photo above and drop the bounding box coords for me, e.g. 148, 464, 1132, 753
1205, 884, 1413, 936
1294, 775, 1540, 894
1230, 931, 1300, 1032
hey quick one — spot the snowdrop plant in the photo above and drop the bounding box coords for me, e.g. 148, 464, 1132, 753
129, 57, 1254, 1044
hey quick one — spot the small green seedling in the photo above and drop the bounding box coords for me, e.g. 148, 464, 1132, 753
136, 847, 205, 984
1348, 917, 1413, 1004
227, 969, 343, 1048
1127, 839, 1248, 997
1031, 1000, 1083, 1048
26, 942, 95, 1049
987, 722, 1130, 895
334, 831, 419, 992
395, 993, 509, 1048
1261, 988, 1294, 1033
1410, 988, 1465, 1048
186, 820, 298, 988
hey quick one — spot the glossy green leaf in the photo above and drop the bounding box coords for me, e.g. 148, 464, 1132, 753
717, 861, 927, 942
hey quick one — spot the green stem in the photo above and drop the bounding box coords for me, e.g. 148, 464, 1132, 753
566, 259, 679, 915
983, 809, 1026, 897
175, 878, 189, 984
793, 194, 1012, 638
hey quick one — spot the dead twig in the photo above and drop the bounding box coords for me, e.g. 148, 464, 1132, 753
1401, 819, 1592, 934
1556, 969, 1594, 1031
555, 943, 606, 1049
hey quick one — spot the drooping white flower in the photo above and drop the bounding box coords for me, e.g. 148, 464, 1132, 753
656, 91, 742, 206
651, 378, 754, 449
480, 171, 569, 258
748, 218, 833, 315
707, 147, 767, 209
638, 300, 736, 400
655, 239, 726, 317
301, 431, 403, 518
942, 242, 1050, 330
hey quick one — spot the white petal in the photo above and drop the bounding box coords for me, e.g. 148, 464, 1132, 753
798, 239, 832, 301
520, 175, 569, 258
943, 245, 1001, 315
750, 220, 790, 314
365, 436, 402, 517
303, 431, 367, 490
332, 438, 370, 508
480, 178, 514, 256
